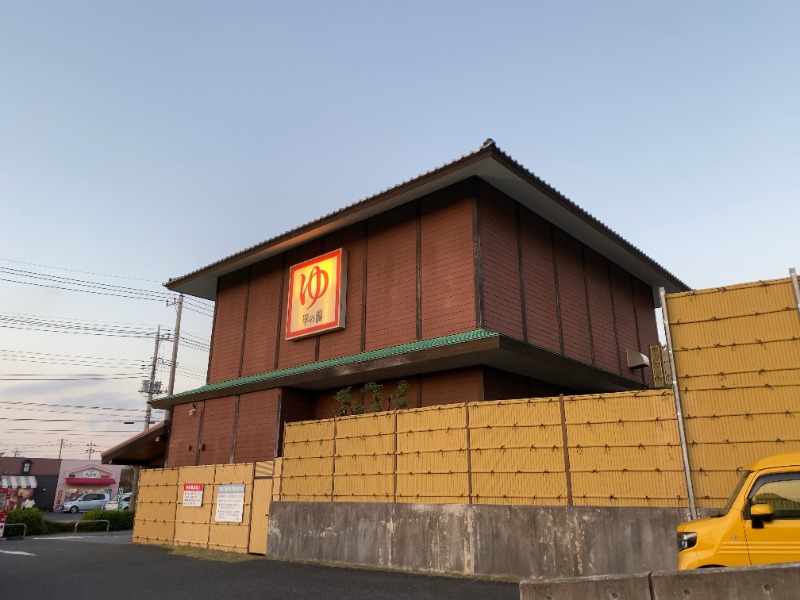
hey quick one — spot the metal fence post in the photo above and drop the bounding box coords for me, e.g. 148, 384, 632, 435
660, 287, 698, 519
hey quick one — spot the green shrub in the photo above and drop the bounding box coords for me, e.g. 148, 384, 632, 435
5, 509, 46, 536
80, 509, 135, 531
44, 519, 75, 534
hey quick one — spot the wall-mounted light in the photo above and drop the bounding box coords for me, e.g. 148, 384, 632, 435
188, 402, 196, 416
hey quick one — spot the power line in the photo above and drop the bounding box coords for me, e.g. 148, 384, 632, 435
0, 407, 152, 419
0, 375, 143, 381
0, 258, 163, 284
0, 262, 215, 312
0, 416, 153, 423
0, 350, 145, 368
0, 399, 151, 412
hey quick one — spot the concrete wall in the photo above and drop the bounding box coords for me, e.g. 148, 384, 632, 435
267, 501, 685, 579
520, 563, 800, 600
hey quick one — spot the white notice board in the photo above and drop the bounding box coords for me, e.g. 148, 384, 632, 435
215, 483, 245, 523
182, 483, 204, 507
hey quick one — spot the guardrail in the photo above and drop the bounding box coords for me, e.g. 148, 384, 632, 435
3, 523, 27, 538
74, 520, 110, 534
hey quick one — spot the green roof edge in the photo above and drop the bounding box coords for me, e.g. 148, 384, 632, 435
160, 329, 498, 403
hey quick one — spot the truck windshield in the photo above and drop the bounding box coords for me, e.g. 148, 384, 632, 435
716, 471, 751, 517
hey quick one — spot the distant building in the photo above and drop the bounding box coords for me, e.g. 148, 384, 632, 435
53, 460, 123, 510
105, 140, 686, 468
0, 457, 122, 511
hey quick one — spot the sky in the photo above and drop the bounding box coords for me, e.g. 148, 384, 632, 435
1, 1, 798, 459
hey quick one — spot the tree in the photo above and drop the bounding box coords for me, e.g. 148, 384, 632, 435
335, 380, 408, 416
118, 466, 135, 493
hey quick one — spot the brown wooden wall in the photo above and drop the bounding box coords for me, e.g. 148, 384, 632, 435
206, 184, 477, 385
198, 396, 236, 464
477, 184, 658, 382
208, 271, 249, 383
168, 389, 290, 467
167, 400, 203, 467
420, 181, 477, 338
205, 178, 658, 391
233, 389, 280, 463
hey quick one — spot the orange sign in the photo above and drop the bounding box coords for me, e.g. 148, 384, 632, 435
286, 248, 347, 340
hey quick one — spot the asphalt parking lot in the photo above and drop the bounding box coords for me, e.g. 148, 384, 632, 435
0, 533, 520, 600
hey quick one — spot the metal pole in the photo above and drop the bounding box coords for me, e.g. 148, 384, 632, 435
131, 326, 162, 512
143, 325, 161, 433
660, 287, 698, 519
790, 268, 800, 321
58, 438, 63, 459
165, 295, 183, 424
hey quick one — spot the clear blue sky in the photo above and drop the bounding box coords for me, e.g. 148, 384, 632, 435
1, 1, 798, 458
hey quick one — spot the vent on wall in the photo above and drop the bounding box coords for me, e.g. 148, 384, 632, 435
626, 349, 650, 370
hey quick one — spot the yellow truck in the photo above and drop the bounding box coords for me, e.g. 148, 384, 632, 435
677, 452, 800, 569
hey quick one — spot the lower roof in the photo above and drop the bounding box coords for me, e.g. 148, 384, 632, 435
151, 329, 647, 409
101, 421, 168, 467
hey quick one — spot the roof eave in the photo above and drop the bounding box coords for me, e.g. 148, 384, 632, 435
165, 143, 688, 302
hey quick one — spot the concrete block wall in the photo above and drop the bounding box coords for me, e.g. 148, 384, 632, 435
267, 501, 685, 579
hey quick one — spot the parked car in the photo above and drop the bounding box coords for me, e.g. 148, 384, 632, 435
677, 452, 800, 569
105, 493, 131, 511
61, 493, 110, 513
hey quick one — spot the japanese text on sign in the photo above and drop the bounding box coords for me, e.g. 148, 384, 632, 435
286, 248, 347, 340
182, 483, 204, 507
215, 483, 245, 523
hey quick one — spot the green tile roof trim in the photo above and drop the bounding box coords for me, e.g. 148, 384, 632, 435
162, 329, 499, 402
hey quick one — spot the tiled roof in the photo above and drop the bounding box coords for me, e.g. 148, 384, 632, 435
156, 328, 499, 403
165, 139, 687, 295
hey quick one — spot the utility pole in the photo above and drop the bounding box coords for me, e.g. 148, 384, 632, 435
86, 441, 95, 460
131, 325, 166, 512
143, 325, 162, 433
58, 438, 63, 459
165, 294, 184, 424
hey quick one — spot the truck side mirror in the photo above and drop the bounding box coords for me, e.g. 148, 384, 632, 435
750, 503, 774, 529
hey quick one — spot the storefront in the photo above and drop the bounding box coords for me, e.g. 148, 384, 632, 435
0, 475, 37, 510
53, 460, 122, 510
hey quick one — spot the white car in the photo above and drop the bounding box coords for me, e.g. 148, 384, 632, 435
61, 493, 110, 513
105, 492, 131, 511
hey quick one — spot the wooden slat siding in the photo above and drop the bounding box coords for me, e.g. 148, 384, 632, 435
519, 208, 560, 352
276, 241, 323, 370
364, 203, 417, 352
233, 390, 280, 463
241, 257, 283, 377
197, 396, 236, 465
420, 182, 476, 339
318, 224, 365, 362
553, 229, 593, 364
277, 388, 316, 457
483, 367, 529, 401
166, 401, 204, 467
609, 263, 641, 381
584, 247, 622, 374
478, 186, 524, 339
208, 271, 249, 383
420, 368, 482, 407
633, 277, 658, 387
